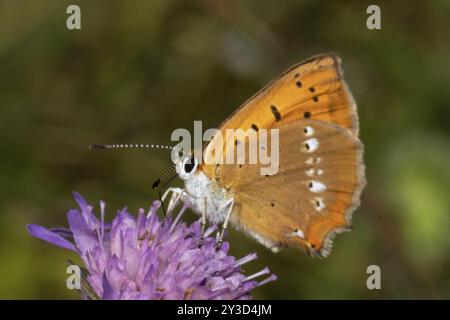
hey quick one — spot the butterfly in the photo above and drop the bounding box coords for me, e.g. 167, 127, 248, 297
93, 53, 366, 258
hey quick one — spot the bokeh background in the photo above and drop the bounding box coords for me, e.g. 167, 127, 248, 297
0, 0, 449, 299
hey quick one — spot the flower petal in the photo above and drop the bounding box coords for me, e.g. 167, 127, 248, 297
101, 272, 120, 300
67, 209, 99, 255
27, 224, 77, 252
72, 192, 100, 228
72, 191, 89, 211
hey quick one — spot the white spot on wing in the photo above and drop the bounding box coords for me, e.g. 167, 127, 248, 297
294, 229, 305, 239
306, 168, 315, 176
314, 197, 325, 211
303, 126, 314, 136
317, 169, 324, 176
309, 180, 327, 193
305, 158, 314, 165
304, 138, 319, 152
287, 228, 305, 239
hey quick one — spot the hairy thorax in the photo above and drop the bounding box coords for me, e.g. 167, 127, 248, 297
183, 170, 234, 225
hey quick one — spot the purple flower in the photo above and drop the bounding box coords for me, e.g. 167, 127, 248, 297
27, 192, 276, 299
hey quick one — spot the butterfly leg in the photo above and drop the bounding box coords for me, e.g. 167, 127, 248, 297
160, 187, 186, 214
197, 197, 208, 247
168, 190, 183, 212
161, 187, 182, 202
216, 199, 234, 249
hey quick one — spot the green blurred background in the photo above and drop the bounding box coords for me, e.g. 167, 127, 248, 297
0, 0, 449, 299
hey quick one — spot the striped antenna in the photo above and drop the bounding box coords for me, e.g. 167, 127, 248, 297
90, 143, 173, 150
90, 143, 182, 190
152, 163, 176, 190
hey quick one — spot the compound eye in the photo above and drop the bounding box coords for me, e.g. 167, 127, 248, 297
183, 156, 196, 174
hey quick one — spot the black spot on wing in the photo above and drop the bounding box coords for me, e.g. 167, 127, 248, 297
270, 105, 281, 121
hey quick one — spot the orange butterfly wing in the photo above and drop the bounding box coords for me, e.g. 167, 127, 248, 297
203, 53, 358, 168
201, 53, 365, 257
219, 121, 364, 257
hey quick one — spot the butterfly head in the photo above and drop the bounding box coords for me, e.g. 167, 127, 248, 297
176, 152, 200, 180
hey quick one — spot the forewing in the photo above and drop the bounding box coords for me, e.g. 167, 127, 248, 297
203, 53, 359, 174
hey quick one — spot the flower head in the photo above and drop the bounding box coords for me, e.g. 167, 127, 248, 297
27, 192, 276, 299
